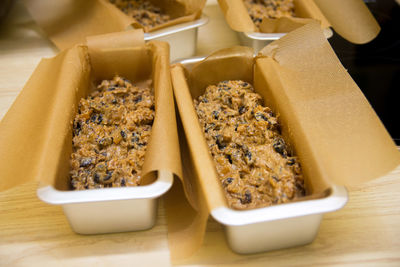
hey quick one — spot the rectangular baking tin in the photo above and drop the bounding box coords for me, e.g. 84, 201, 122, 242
237, 28, 333, 52
178, 56, 348, 254
37, 170, 173, 234
144, 15, 209, 61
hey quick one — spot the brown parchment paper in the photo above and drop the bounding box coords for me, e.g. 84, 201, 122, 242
23, 0, 206, 51
86, 29, 145, 50
257, 21, 400, 186
0, 33, 182, 191
217, 0, 380, 44
168, 21, 399, 260
313, 0, 381, 44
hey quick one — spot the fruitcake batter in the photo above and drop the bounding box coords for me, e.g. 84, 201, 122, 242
244, 0, 295, 28
194, 80, 305, 209
110, 0, 170, 31
70, 76, 154, 190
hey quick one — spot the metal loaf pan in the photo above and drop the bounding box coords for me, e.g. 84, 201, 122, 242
31, 42, 176, 235
37, 170, 173, 234
176, 56, 348, 254
144, 15, 209, 61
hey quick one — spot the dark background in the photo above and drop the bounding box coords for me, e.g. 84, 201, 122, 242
328, 0, 400, 144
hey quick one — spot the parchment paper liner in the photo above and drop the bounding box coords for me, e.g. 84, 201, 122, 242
23, 0, 206, 50
168, 22, 400, 260
217, 0, 380, 44
0, 32, 182, 192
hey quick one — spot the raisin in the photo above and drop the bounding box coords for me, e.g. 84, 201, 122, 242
137, 142, 147, 147
74, 121, 82, 135
80, 158, 93, 167
120, 130, 127, 139
90, 114, 97, 123
238, 106, 246, 114
245, 150, 252, 161
223, 177, 234, 186
94, 170, 115, 184
121, 178, 126, 187
255, 112, 268, 121
224, 96, 233, 106
95, 163, 107, 172
141, 12, 150, 19
204, 123, 215, 133
97, 114, 103, 124
212, 110, 219, 120
94, 173, 100, 183
98, 137, 113, 148
108, 87, 116, 91
241, 190, 252, 204
131, 132, 140, 144
273, 138, 286, 156
226, 154, 233, 164
104, 171, 113, 182
134, 95, 142, 103
215, 135, 226, 150
70, 179, 78, 189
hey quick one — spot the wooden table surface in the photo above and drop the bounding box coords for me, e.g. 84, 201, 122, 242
1, 1, 400, 266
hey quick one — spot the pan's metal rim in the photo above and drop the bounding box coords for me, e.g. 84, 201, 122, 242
239, 27, 333, 41
36, 170, 173, 205
172, 55, 206, 65
211, 185, 348, 226
143, 15, 209, 40
242, 32, 286, 40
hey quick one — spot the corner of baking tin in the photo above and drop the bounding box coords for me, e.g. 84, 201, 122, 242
327, 185, 348, 210
154, 169, 174, 189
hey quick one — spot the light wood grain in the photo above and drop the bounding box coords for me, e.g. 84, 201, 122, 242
1, 1, 400, 266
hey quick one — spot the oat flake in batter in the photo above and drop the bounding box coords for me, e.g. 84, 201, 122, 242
194, 80, 305, 210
